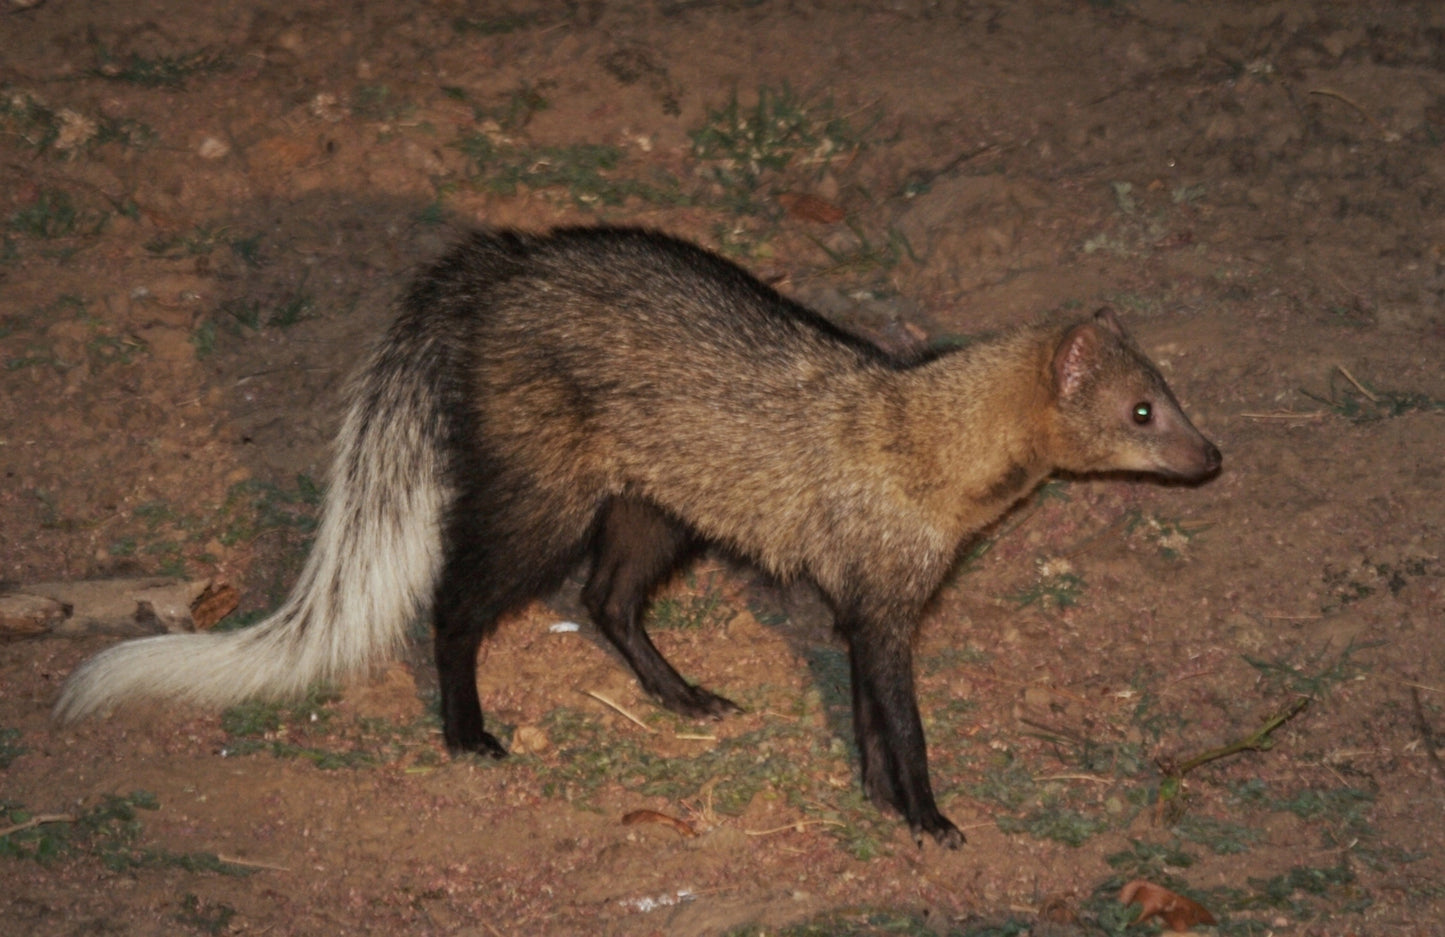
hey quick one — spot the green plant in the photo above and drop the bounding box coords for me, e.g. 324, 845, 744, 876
474, 83, 551, 132
451, 133, 680, 208
8, 187, 107, 239
353, 83, 415, 123
809, 223, 914, 279
995, 804, 1109, 847
0, 88, 155, 156
221, 687, 339, 737
1243, 640, 1376, 698
219, 689, 440, 770
91, 45, 228, 90
648, 578, 732, 631
215, 475, 321, 548
192, 319, 218, 357
1173, 814, 1263, 855
728, 909, 1034, 937
1007, 558, 1085, 609
452, 12, 537, 35
1125, 510, 1209, 559
1305, 366, 1445, 423
1321, 554, 1434, 612
689, 85, 867, 212
175, 894, 237, 935
0, 792, 253, 875
0, 727, 26, 768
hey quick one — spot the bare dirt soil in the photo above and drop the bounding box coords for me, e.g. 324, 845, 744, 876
3, 2, 1444, 935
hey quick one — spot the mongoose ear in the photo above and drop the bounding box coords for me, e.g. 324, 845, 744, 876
1053, 321, 1101, 398
1092, 306, 1125, 337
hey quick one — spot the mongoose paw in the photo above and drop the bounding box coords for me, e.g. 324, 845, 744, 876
663, 684, 743, 720
450, 731, 509, 760
914, 815, 966, 850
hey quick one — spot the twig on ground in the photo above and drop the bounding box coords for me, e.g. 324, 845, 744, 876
216, 854, 292, 872
1336, 365, 1379, 403
0, 813, 76, 838
582, 690, 656, 733
1308, 88, 1400, 141
1154, 697, 1312, 822
744, 818, 845, 837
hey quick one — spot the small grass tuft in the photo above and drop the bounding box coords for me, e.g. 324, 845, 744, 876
90, 45, 229, 90
8, 187, 108, 239
451, 132, 682, 208
648, 576, 732, 631
220, 689, 437, 770
0, 88, 156, 156
0, 791, 254, 875
215, 475, 321, 548
452, 12, 537, 35
0, 727, 26, 768
1008, 557, 1086, 609
689, 84, 868, 214
995, 804, 1110, 847
1305, 366, 1445, 423
1125, 510, 1209, 560
176, 893, 238, 935
1242, 639, 1375, 698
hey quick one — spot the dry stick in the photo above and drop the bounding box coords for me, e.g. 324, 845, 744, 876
1308, 88, 1397, 140
215, 855, 292, 872
743, 818, 845, 837
1372, 674, 1445, 696
581, 690, 656, 733
1240, 410, 1327, 422
0, 813, 75, 838
1168, 697, 1311, 781
1336, 365, 1379, 403
1034, 773, 1113, 785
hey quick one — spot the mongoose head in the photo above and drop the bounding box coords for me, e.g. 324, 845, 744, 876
1047, 309, 1221, 480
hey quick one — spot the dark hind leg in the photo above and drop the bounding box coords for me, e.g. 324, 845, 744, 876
434, 487, 594, 756
434, 601, 506, 757
582, 497, 740, 718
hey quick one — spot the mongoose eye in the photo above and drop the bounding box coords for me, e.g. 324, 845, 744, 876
1132, 402, 1153, 425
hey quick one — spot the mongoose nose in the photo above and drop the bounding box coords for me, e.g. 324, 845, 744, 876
1202, 441, 1222, 473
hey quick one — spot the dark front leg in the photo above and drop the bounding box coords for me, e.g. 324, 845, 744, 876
844, 620, 963, 849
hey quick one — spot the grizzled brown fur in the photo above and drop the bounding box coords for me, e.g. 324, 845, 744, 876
57, 227, 1220, 849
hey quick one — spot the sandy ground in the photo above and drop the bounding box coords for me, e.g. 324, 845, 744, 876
2, 1, 1444, 934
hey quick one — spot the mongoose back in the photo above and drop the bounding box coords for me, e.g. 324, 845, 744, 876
56, 226, 1221, 847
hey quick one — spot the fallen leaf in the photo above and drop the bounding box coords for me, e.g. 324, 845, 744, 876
776, 192, 845, 224
1037, 894, 1079, 924
510, 724, 550, 754
621, 809, 697, 838
191, 582, 240, 630
1120, 879, 1217, 930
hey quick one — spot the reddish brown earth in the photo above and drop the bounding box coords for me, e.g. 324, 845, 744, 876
2, 2, 1443, 935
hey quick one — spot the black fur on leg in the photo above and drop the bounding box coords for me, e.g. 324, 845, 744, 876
432, 470, 599, 756
582, 497, 741, 718
840, 614, 964, 849
434, 614, 507, 758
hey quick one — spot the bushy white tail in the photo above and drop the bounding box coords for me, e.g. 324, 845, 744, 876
54, 348, 449, 722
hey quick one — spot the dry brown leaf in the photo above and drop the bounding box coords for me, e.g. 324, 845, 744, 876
191, 582, 240, 630
1037, 894, 1080, 924
621, 809, 698, 838
776, 192, 845, 224
1120, 879, 1217, 930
